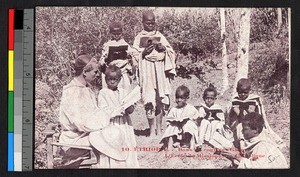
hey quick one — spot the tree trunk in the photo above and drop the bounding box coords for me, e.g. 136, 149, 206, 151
220, 8, 229, 93
277, 8, 282, 36
277, 8, 282, 30
235, 9, 251, 87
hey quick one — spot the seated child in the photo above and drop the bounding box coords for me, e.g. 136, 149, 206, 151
227, 78, 284, 149
220, 112, 288, 169
100, 21, 138, 92
133, 11, 176, 137
160, 85, 199, 150
97, 65, 139, 168
197, 85, 233, 150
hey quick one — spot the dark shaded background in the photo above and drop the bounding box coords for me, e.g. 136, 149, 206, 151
0, 0, 299, 177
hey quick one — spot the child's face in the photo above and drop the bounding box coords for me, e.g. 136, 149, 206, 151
237, 86, 250, 100
143, 16, 155, 32
175, 90, 188, 108
204, 91, 216, 107
242, 124, 258, 140
105, 72, 121, 90
110, 27, 122, 41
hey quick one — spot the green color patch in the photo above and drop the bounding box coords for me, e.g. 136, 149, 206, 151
8, 91, 14, 132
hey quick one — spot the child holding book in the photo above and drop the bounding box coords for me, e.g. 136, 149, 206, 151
100, 21, 138, 92
197, 85, 233, 150
227, 78, 284, 149
133, 11, 176, 137
97, 65, 139, 167
160, 85, 199, 150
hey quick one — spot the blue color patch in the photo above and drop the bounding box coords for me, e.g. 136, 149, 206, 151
8, 132, 14, 171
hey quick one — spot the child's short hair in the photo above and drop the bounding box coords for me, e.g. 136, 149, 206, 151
242, 112, 264, 134
109, 21, 123, 33
142, 10, 155, 22
176, 85, 190, 98
105, 65, 122, 79
237, 78, 251, 90
203, 85, 217, 98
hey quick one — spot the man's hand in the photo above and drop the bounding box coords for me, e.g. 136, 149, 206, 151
110, 106, 123, 118
142, 45, 154, 58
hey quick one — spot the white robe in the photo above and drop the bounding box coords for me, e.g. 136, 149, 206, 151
160, 104, 199, 146
133, 30, 176, 106
97, 87, 139, 168
59, 78, 109, 147
198, 103, 233, 149
238, 133, 288, 169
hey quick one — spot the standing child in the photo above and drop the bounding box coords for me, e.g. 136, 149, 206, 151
227, 78, 284, 149
133, 11, 176, 137
197, 85, 233, 150
160, 85, 199, 150
97, 65, 139, 168
100, 21, 137, 92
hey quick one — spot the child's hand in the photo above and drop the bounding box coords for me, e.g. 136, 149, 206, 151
156, 43, 166, 52
125, 105, 134, 114
248, 105, 256, 113
221, 150, 241, 162
208, 117, 214, 122
142, 45, 154, 58
233, 107, 240, 116
110, 107, 123, 118
126, 54, 132, 60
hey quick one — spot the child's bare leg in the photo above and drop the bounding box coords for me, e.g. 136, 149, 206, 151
147, 117, 155, 137
156, 111, 163, 136
145, 102, 155, 137
168, 136, 174, 150
155, 98, 164, 136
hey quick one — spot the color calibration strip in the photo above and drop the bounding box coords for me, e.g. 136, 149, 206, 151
14, 9, 24, 171
8, 8, 15, 171
8, 8, 34, 171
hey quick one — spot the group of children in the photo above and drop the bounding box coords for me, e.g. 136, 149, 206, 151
159, 79, 287, 168
65, 10, 287, 168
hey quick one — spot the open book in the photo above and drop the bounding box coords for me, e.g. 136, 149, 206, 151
106, 45, 128, 64
232, 100, 257, 110
121, 86, 141, 110
139, 36, 161, 48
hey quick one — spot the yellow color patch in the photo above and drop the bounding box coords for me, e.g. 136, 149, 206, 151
8, 50, 14, 91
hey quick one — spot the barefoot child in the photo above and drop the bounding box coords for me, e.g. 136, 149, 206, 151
221, 112, 288, 169
197, 85, 233, 150
160, 85, 199, 150
100, 21, 138, 92
227, 78, 284, 149
97, 65, 139, 167
133, 11, 176, 137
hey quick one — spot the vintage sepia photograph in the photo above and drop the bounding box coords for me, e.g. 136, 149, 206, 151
34, 7, 290, 169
